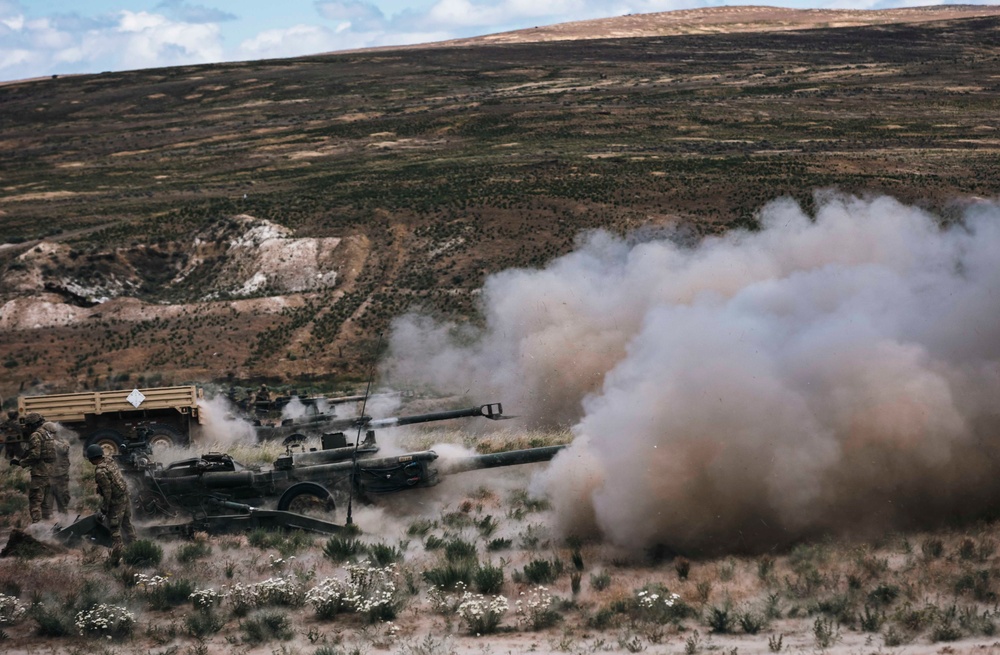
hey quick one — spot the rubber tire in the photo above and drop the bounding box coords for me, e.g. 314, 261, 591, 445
84, 429, 126, 456
144, 423, 184, 450
277, 482, 336, 516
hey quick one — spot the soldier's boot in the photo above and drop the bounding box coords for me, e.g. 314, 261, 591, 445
122, 509, 137, 544
108, 532, 124, 567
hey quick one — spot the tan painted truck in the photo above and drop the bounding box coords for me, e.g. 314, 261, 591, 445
17, 385, 204, 453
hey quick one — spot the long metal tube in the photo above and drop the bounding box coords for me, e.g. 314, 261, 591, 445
438, 445, 565, 474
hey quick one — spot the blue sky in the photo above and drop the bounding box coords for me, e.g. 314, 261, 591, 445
0, 1, 988, 82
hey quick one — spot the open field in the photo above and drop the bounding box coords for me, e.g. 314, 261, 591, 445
5, 425, 1000, 655
2, 10, 1000, 396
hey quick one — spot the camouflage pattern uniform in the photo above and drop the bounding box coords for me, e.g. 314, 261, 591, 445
93, 455, 136, 564
47, 424, 71, 513
20, 421, 56, 522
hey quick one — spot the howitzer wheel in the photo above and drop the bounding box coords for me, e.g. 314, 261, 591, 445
277, 482, 336, 517
84, 429, 125, 456
145, 423, 183, 451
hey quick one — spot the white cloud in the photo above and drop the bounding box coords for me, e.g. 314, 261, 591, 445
239, 24, 339, 58
116, 10, 223, 67
316, 0, 387, 30
0, 8, 225, 81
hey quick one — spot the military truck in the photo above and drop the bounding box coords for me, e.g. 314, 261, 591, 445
17, 386, 204, 454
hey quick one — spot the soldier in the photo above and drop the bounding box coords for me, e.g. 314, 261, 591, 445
258, 384, 271, 402
18, 413, 56, 523
46, 422, 71, 513
86, 443, 137, 565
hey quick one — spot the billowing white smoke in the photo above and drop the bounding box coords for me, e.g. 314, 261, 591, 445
198, 396, 258, 447
383, 194, 1000, 553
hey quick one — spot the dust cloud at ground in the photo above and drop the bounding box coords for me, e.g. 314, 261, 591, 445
383, 193, 1000, 553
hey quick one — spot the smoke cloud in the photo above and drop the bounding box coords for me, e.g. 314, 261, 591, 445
383, 193, 1000, 553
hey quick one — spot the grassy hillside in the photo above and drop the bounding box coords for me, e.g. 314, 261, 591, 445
1, 15, 999, 396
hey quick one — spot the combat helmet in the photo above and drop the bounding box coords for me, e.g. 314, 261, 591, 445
86, 444, 105, 461
24, 412, 45, 427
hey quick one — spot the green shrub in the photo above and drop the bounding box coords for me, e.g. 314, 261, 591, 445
148, 578, 196, 611
921, 538, 944, 560
407, 519, 436, 537
368, 542, 404, 566
590, 571, 612, 591
323, 536, 365, 562
522, 558, 562, 584
185, 610, 224, 638
739, 609, 766, 634
954, 569, 995, 602
707, 604, 733, 633
859, 604, 884, 632
30, 604, 75, 637
423, 561, 476, 590
123, 540, 163, 567
241, 610, 293, 644
866, 583, 899, 607
475, 515, 498, 537
444, 538, 477, 563
486, 537, 512, 551
176, 540, 212, 564
475, 563, 504, 594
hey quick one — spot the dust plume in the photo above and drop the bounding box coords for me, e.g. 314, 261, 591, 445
383, 193, 1000, 553
197, 396, 257, 447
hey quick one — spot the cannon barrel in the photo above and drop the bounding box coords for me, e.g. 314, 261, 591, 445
367, 403, 506, 429
257, 403, 506, 442
439, 445, 565, 474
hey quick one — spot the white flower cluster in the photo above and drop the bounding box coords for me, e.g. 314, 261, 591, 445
133, 573, 168, 591
189, 587, 225, 611
515, 585, 554, 630
305, 577, 349, 618
457, 590, 509, 635
636, 590, 680, 610
74, 604, 135, 637
227, 575, 305, 613
268, 554, 295, 570
0, 593, 28, 624
426, 582, 467, 614
306, 563, 401, 622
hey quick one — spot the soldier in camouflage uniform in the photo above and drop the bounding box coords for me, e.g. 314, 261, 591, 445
86, 443, 137, 565
46, 422, 72, 513
18, 413, 56, 523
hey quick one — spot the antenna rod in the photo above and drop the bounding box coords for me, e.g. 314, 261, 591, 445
345, 332, 382, 526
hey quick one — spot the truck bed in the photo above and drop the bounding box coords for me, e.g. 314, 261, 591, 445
18, 386, 201, 423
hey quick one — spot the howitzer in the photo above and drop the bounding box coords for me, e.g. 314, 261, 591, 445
121, 406, 563, 523
252, 402, 507, 443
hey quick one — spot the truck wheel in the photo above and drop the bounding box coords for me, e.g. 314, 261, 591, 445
84, 430, 126, 456
277, 482, 336, 517
144, 423, 183, 451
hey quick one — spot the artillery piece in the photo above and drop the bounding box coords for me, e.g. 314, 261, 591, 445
124, 402, 563, 522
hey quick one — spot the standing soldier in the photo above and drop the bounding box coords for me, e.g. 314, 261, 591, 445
46, 422, 71, 513
86, 443, 136, 565
18, 413, 56, 523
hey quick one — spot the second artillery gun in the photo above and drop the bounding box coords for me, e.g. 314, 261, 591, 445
125, 402, 564, 521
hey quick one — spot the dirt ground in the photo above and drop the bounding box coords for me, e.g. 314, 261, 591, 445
4, 459, 1000, 655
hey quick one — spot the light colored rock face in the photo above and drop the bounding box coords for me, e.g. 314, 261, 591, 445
184, 215, 342, 299
0, 214, 344, 329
